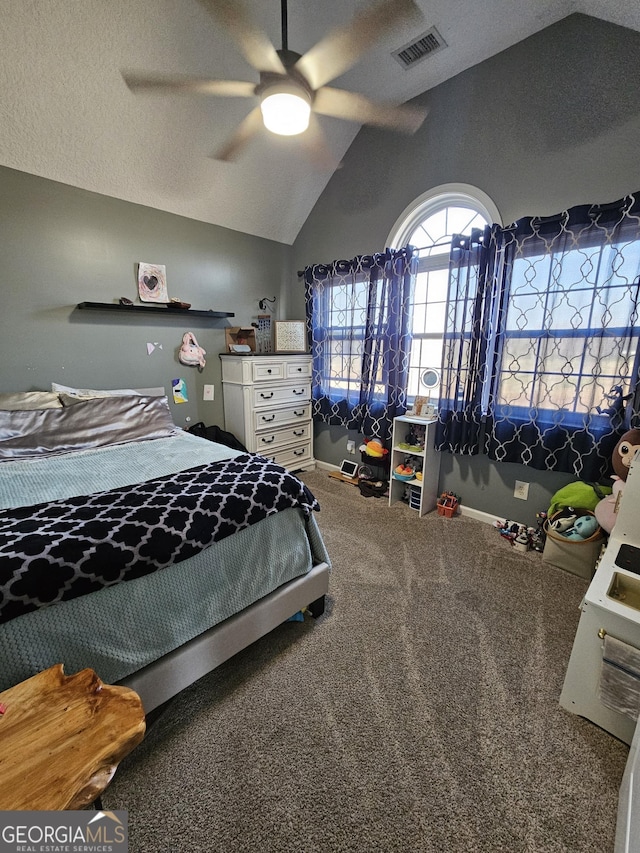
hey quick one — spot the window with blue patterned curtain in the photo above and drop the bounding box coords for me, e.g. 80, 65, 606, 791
436, 193, 640, 479
484, 195, 640, 478
435, 225, 500, 456
301, 248, 417, 443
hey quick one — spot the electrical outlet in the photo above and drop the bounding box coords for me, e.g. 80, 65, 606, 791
514, 480, 530, 501
203, 384, 214, 401
346, 440, 356, 454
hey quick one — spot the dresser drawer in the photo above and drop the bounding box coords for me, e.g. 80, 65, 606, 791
286, 360, 312, 380
253, 383, 310, 408
262, 441, 313, 470
252, 361, 286, 382
255, 423, 311, 452
254, 403, 311, 431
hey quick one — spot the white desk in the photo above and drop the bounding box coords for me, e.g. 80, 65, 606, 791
559, 451, 640, 853
560, 451, 640, 744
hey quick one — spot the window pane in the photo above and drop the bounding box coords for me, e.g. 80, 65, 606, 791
496, 231, 640, 417
392, 194, 491, 403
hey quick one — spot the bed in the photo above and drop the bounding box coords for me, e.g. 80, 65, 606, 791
0, 391, 330, 713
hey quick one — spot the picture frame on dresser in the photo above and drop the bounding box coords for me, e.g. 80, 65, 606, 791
274, 321, 307, 353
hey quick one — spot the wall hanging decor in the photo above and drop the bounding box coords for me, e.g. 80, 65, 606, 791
137, 262, 169, 303
178, 331, 206, 370
172, 378, 188, 404
254, 315, 273, 353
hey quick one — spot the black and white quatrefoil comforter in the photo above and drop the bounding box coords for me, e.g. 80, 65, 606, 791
0, 453, 319, 624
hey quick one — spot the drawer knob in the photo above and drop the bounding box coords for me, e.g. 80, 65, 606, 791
294, 448, 304, 456
293, 429, 304, 436
297, 367, 302, 372
294, 409, 304, 416
267, 369, 272, 374
262, 414, 275, 422
293, 389, 304, 395
260, 392, 274, 399
261, 436, 275, 444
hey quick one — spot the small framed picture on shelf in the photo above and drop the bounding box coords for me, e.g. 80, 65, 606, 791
137, 262, 169, 303
418, 402, 437, 419
410, 396, 427, 417
275, 320, 307, 352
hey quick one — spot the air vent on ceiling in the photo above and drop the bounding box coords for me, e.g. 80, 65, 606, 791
392, 26, 447, 69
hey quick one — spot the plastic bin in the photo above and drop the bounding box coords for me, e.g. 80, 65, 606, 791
437, 500, 458, 518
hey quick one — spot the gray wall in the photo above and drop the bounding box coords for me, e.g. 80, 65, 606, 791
289, 13, 640, 524
0, 166, 290, 427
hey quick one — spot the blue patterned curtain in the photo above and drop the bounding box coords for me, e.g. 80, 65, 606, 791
302, 248, 416, 443
435, 226, 502, 455
484, 194, 640, 478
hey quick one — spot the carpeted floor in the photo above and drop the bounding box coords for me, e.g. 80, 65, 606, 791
104, 470, 629, 852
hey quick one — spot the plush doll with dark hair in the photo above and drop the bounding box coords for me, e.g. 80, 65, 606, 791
594, 429, 640, 533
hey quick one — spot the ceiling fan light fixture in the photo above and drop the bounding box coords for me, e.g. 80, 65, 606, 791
260, 81, 311, 136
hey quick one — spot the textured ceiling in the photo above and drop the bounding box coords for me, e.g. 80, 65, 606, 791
1, 0, 639, 244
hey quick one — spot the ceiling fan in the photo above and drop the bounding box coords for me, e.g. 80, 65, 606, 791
123, 0, 428, 162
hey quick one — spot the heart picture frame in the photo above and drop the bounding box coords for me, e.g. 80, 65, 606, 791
137, 262, 169, 303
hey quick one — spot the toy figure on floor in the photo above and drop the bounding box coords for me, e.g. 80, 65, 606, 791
594, 428, 640, 534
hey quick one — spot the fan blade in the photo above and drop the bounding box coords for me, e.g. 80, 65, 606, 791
123, 72, 257, 98
301, 115, 342, 172
202, 0, 285, 75
295, 0, 422, 90
314, 87, 427, 134
212, 105, 264, 161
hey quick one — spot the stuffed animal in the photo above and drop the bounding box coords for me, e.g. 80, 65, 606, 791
593, 429, 640, 534
549, 514, 577, 534
547, 482, 610, 517
594, 477, 625, 534
359, 438, 388, 459
612, 428, 640, 480
562, 514, 599, 541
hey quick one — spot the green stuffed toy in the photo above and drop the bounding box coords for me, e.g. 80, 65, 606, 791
547, 481, 611, 517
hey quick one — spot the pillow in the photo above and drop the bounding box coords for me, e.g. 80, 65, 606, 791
52, 382, 166, 400
0, 391, 63, 410
0, 395, 178, 460
59, 392, 167, 407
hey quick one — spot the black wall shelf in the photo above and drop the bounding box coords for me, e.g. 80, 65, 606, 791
77, 301, 234, 319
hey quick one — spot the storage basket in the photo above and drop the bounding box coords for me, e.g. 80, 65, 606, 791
542, 509, 604, 579
437, 500, 458, 518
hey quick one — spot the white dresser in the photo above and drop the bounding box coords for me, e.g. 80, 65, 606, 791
219, 353, 315, 472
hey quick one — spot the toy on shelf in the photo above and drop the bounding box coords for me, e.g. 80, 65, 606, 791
393, 462, 416, 481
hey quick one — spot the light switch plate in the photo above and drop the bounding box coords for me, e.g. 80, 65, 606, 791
203, 384, 214, 401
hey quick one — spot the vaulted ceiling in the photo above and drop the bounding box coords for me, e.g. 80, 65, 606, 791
1, 1, 639, 244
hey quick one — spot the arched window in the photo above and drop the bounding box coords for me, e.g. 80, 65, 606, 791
387, 184, 501, 401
